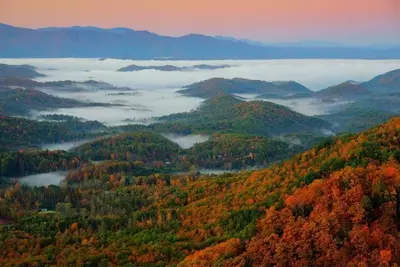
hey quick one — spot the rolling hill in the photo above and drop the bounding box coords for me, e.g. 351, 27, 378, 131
0, 116, 106, 151
0, 76, 41, 88
314, 82, 371, 100
0, 76, 134, 93
316, 107, 396, 133
155, 94, 331, 136
0, 63, 44, 79
0, 86, 115, 116
178, 78, 312, 98
73, 132, 181, 162
361, 69, 400, 93
187, 132, 303, 169
178, 69, 400, 102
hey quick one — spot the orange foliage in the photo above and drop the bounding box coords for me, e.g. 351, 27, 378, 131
229, 163, 400, 266
179, 238, 242, 267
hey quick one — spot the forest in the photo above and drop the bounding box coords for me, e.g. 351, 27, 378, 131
154, 94, 330, 136
0, 116, 107, 151
0, 117, 398, 266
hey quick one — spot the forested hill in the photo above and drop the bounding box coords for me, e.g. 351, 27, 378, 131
0, 86, 120, 116
0, 117, 398, 265
361, 69, 400, 93
72, 132, 181, 162
0, 116, 106, 151
156, 94, 331, 136
0, 87, 83, 116
0, 63, 44, 78
177, 69, 400, 101
69, 131, 303, 171
317, 107, 397, 133
314, 81, 371, 100
178, 78, 312, 98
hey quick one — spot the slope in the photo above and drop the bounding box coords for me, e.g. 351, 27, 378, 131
362, 69, 400, 94
0, 86, 115, 116
73, 132, 181, 162
178, 78, 312, 98
0, 117, 398, 266
317, 107, 397, 133
0, 116, 106, 151
314, 82, 371, 100
155, 94, 331, 136
0, 63, 44, 79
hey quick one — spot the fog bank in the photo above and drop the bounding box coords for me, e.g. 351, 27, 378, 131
41, 139, 93, 151
18, 172, 66, 187
1, 58, 400, 90
2, 58, 399, 124
162, 134, 210, 149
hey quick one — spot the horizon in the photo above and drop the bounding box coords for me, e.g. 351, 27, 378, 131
1, 0, 399, 46
1, 22, 399, 48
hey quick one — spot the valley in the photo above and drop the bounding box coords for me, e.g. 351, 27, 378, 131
0, 58, 399, 266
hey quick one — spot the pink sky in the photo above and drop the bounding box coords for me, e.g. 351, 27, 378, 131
1, 0, 399, 44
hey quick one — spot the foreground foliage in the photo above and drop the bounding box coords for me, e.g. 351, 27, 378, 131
0, 117, 398, 266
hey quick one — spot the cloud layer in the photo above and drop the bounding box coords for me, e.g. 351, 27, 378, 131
1, 58, 400, 124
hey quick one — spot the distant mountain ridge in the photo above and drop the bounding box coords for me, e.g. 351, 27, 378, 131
1, 23, 400, 59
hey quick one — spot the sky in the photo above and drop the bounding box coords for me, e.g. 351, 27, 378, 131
1, 0, 399, 45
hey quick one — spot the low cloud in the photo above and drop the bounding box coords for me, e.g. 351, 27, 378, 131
162, 134, 210, 149
18, 172, 66, 187
1, 58, 400, 90
1, 58, 399, 126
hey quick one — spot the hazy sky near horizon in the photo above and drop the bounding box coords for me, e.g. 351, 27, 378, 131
1, 0, 399, 44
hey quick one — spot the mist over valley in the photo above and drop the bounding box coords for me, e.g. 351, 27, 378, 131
2, 58, 400, 125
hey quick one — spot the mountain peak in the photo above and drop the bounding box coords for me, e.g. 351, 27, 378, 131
203, 93, 243, 106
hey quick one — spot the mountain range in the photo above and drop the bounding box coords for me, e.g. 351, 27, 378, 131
1, 23, 400, 59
